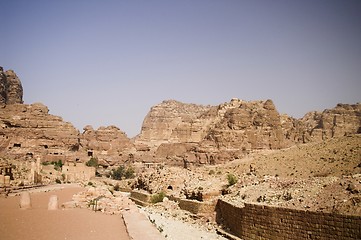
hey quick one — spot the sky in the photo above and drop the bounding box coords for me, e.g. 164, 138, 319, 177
1, 0, 360, 137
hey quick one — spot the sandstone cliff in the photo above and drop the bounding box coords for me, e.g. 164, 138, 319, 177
301, 103, 361, 141
0, 67, 23, 105
135, 100, 212, 146
135, 98, 361, 166
0, 103, 81, 163
1, 67, 360, 170
81, 125, 135, 165
0, 67, 133, 168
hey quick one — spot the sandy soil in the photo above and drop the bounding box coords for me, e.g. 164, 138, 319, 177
0, 185, 130, 240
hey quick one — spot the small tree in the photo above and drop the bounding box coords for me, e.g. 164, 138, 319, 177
227, 173, 238, 186
111, 166, 125, 180
111, 165, 135, 180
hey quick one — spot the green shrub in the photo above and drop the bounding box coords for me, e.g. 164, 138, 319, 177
43, 160, 63, 171
55, 179, 61, 184
208, 169, 215, 175
151, 191, 166, 204
86, 157, 98, 167
227, 173, 238, 186
88, 181, 94, 186
124, 167, 135, 179
111, 165, 135, 180
111, 166, 125, 180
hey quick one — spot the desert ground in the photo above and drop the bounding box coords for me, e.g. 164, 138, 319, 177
0, 185, 130, 240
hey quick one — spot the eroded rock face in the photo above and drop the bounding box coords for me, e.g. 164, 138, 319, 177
135, 100, 212, 147
301, 103, 361, 141
0, 103, 81, 163
136, 98, 361, 166
81, 125, 135, 165
0, 67, 23, 105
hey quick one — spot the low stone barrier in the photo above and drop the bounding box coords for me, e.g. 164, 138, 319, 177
216, 199, 361, 240
130, 190, 216, 215
129, 190, 152, 206
169, 196, 216, 215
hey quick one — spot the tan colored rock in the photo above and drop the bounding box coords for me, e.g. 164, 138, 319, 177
81, 125, 135, 166
0, 67, 23, 105
135, 100, 212, 147
48, 195, 59, 210
19, 192, 32, 209
301, 103, 361, 142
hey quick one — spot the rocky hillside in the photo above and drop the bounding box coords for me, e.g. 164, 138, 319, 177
135, 97, 360, 166
0, 67, 134, 167
0, 66, 360, 168
130, 134, 361, 215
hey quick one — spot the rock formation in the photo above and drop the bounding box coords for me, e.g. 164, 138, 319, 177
135, 100, 212, 146
81, 125, 135, 165
0, 102, 81, 163
135, 98, 361, 166
301, 103, 361, 141
0, 66, 360, 182
0, 67, 23, 105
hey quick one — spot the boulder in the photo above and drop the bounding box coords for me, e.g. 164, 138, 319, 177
48, 195, 59, 210
19, 192, 31, 209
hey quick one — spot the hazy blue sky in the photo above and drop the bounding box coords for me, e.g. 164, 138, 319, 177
1, 0, 360, 137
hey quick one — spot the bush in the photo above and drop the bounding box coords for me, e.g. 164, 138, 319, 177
52, 160, 63, 171
124, 167, 135, 179
86, 157, 98, 167
151, 191, 166, 204
111, 166, 125, 180
227, 173, 238, 186
55, 179, 61, 184
111, 165, 135, 180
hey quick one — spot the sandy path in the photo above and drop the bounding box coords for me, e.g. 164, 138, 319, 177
0, 185, 130, 240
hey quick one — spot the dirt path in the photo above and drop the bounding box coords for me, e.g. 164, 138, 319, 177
0, 185, 130, 240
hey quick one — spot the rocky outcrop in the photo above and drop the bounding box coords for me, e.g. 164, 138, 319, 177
0, 67, 23, 105
136, 98, 293, 164
136, 98, 361, 166
81, 125, 135, 165
1, 67, 360, 170
301, 103, 361, 141
0, 103, 81, 163
135, 100, 212, 147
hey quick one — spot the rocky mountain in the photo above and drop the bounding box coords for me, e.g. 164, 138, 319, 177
135, 98, 361, 166
0, 67, 134, 167
0, 66, 360, 168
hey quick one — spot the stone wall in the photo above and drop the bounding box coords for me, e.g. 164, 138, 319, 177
130, 190, 152, 206
169, 196, 216, 215
129, 190, 216, 214
216, 200, 361, 240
